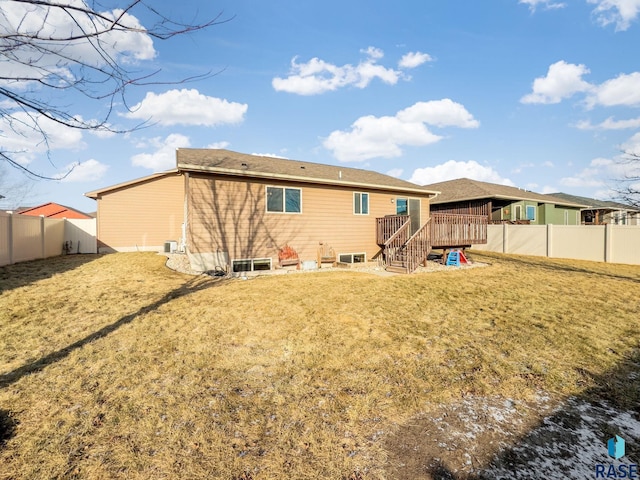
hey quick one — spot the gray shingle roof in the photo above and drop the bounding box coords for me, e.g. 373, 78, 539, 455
421, 178, 588, 207
177, 149, 436, 195
547, 192, 640, 211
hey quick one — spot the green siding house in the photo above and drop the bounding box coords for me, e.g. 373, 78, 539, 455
421, 178, 586, 225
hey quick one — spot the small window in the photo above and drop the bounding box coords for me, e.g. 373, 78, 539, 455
526, 205, 536, 221
232, 258, 272, 272
266, 187, 301, 213
354, 192, 369, 215
396, 198, 408, 216
339, 253, 366, 263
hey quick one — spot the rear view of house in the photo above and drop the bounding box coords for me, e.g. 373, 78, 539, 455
87, 149, 440, 272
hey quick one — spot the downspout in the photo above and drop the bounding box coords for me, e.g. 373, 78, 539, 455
182, 171, 189, 253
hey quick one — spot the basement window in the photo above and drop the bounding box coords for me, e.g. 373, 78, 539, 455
339, 253, 366, 264
232, 258, 272, 272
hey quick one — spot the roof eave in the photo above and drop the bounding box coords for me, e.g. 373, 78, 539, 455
431, 193, 588, 208
85, 170, 179, 199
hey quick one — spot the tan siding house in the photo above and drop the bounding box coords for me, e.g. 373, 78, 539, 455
187, 174, 431, 269
86, 172, 184, 253
86, 149, 437, 271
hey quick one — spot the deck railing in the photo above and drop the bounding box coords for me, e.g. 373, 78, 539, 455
383, 217, 411, 267
376, 212, 487, 273
403, 218, 432, 273
376, 215, 409, 245
430, 213, 487, 247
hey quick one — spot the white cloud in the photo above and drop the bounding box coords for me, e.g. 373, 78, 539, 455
576, 116, 640, 130
398, 99, 480, 128
0, 112, 85, 164
0, 1, 155, 86
587, 72, 640, 108
621, 132, 640, 155
519, 0, 567, 11
324, 115, 442, 162
588, 0, 640, 31
521, 61, 593, 104
131, 133, 191, 171
558, 156, 634, 188
398, 51, 433, 69
55, 159, 108, 183
540, 185, 560, 194
207, 141, 231, 149
511, 162, 535, 174
387, 168, 404, 178
124, 89, 248, 126
543, 161, 555, 167
409, 160, 515, 185
251, 153, 289, 159
324, 99, 478, 162
272, 47, 404, 95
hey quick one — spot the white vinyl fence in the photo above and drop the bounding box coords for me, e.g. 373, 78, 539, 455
473, 224, 640, 265
0, 213, 97, 266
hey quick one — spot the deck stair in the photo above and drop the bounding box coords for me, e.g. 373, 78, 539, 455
377, 215, 432, 274
376, 213, 487, 274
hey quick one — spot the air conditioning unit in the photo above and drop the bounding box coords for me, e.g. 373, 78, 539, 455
164, 240, 178, 253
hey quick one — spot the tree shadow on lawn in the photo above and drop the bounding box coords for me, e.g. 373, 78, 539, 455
0, 275, 225, 390
0, 254, 100, 293
473, 251, 640, 285
386, 348, 640, 479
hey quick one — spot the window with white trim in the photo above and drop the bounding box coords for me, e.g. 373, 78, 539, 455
266, 187, 301, 213
354, 192, 369, 215
526, 205, 536, 221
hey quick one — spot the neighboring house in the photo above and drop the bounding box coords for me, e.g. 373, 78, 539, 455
86, 149, 487, 274
421, 178, 587, 225
547, 193, 640, 226
17, 202, 93, 219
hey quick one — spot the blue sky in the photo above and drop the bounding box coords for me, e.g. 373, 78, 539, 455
2, 0, 640, 212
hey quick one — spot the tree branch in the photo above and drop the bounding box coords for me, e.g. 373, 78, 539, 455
0, 0, 230, 178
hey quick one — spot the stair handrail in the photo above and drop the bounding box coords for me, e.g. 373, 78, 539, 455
383, 217, 411, 247
403, 217, 433, 273
383, 218, 411, 269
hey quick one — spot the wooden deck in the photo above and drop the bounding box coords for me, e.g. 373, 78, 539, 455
376, 213, 487, 273
430, 213, 487, 248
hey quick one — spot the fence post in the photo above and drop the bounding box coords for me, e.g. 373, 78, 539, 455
604, 223, 611, 263
503, 223, 508, 253
8, 213, 14, 265
40, 215, 46, 260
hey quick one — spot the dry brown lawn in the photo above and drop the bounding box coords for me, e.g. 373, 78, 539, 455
0, 252, 639, 479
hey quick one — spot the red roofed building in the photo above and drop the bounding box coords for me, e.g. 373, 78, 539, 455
17, 202, 93, 219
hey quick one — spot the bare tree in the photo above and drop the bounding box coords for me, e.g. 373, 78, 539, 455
613, 151, 640, 208
0, 0, 230, 179
0, 164, 34, 209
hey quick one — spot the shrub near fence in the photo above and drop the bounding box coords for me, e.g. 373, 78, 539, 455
473, 224, 640, 265
0, 213, 97, 266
